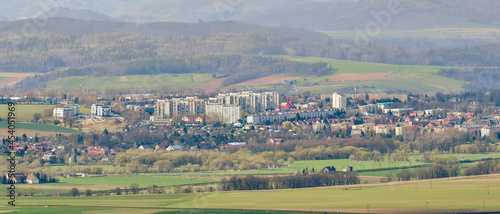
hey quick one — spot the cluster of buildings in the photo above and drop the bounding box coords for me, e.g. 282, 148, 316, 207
152, 91, 280, 124
91, 104, 112, 117
52, 104, 112, 118
53, 104, 80, 118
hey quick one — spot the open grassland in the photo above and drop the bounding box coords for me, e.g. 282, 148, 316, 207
46, 73, 213, 90
0, 104, 55, 121
280, 56, 465, 94
4, 174, 500, 213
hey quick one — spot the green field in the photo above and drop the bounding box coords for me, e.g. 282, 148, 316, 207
0, 104, 55, 121
147, 152, 498, 176
280, 56, 465, 94
46, 73, 213, 90
0, 121, 79, 133
4, 174, 499, 213
50, 175, 219, 188
173, 176, 500, 212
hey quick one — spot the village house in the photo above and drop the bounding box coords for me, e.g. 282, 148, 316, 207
166, 145, 183, 151
26, 175, 39, 184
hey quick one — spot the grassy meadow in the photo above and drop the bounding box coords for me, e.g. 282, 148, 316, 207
0, 104, 55, 121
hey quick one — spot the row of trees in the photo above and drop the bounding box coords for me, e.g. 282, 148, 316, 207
390, 164, 461, 182
463, 160, 500, 176
220, 172, 359, 191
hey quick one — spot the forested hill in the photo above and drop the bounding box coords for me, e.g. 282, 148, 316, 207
0, 17, 330, 42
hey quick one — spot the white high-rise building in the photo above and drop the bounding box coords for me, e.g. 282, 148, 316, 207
332, 93, 347, 109
154, 97, 206, 119
205, 104, 241, 123
215, 91, 280, 113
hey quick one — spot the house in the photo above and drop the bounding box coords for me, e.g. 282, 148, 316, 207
166, 145, 183, 151
26, 175, 39, 184
139, 145, 150, 150
87, 147, 106, 155
155, 144, 166, 150
375, 124, 390, 135
9, 173, 27, 184
75, 173, 87, 177
322, 166, 336, 173
266, 138, 283, 145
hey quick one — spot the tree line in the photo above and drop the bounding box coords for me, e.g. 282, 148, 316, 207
220, 172, 359, 191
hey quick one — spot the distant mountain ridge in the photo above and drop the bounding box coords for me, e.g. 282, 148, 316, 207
3, 0, 499, 30
35, 7, 115, 21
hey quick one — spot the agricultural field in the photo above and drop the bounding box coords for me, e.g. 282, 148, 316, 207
41, 56, 466, 94
281, 56, 465, 94
53, 175, 219, 188
0, 104, 55, 121
150, 152, 499, 176
0, 121, 79, 134
46, 73, 213, 90
3, 174, 499, 213
0, 72, 38, 88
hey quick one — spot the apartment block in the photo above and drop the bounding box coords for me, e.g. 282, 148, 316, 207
332, 93, 347, 109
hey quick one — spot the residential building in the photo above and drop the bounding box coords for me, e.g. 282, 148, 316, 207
395, 126, 407, 136
166, 145, 183, 151
206, 104, 241, 123
91, 104, 111, 117
332, 93, 347, 109
375, 125, 390, 135
481, 126, 500, 137
53, 107, 73, 118
26, 175, 39, 184
154, 97, 205, 119
214, 91, 280, 113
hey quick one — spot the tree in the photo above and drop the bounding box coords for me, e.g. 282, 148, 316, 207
396, 169, 412, 181
73, 97, 79, 104
63, 117, 76, 128
130, 183, 140, 194
288, 157, 295, 165
33, 113, 42, 124
69, 187, 80, 196
385, 172, 393, 182
86, 189, 92, 196
115, 187, 122, 195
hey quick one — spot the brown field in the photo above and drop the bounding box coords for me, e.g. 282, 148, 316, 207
233, 77, 298, 86
195, 78, 227, 89
0, 129, 73, 137
0, 72, 38, 87
328, 72, 391, 81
